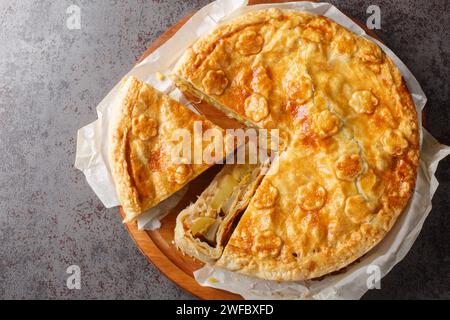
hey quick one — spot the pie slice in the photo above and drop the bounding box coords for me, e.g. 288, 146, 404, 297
109, 76, 234, 222
175, 162, 267, 263
172, 8, 419, 281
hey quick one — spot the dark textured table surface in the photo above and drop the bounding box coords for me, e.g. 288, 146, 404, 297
0, 0, 448, 299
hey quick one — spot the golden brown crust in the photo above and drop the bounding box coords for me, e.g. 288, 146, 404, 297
174, 9, 419, 281
110, 76, 229, 222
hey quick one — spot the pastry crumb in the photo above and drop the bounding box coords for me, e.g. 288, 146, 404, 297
208, 277, 219, 283
156, 72, 165, 81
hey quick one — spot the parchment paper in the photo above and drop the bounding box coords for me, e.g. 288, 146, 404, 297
74, 0, 450, 299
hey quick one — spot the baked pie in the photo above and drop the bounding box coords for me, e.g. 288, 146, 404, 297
110, 8, 419, 282
172, 9, 419, 281
109, 76, 234, 222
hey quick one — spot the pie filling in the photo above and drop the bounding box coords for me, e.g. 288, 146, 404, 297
182, 163, 265, 249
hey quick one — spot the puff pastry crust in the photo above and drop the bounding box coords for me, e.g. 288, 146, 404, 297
174, 9, 419, 281
109, 76, 230, 222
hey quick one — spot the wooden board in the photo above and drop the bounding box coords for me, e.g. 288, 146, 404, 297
120, 0, 416, 300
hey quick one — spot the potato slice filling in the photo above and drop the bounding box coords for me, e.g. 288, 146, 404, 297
187, 164, 262, 247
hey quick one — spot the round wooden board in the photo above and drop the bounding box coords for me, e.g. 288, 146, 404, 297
120, 0, 420, 300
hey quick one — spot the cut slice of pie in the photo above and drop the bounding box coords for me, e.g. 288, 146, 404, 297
109, 76, 234, 222
175, 162, 268, 263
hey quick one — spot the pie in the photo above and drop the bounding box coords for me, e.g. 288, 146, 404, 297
172, 9, 419, 281
109, 76, 234, 222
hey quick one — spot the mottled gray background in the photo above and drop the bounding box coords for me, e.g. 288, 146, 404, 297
0, 0, 448, 300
